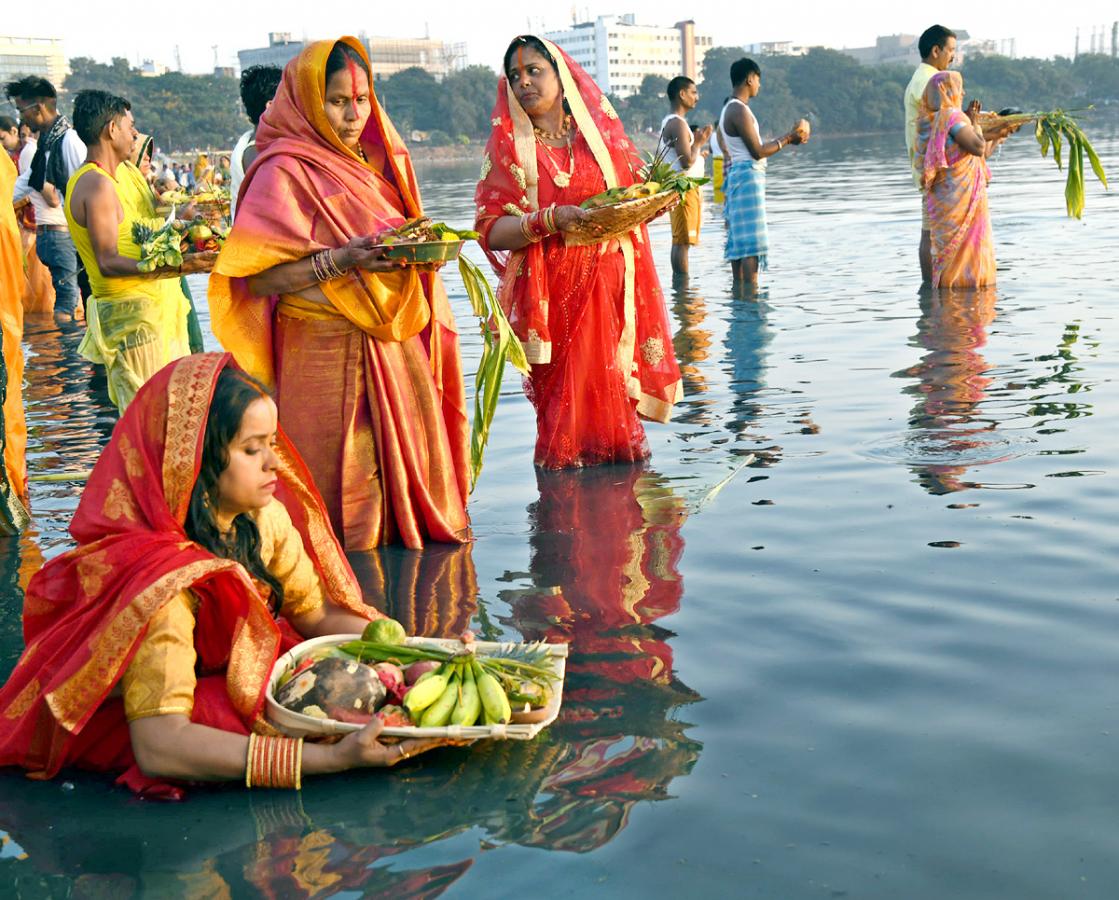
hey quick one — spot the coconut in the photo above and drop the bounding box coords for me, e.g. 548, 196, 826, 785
275, 656, 386, 721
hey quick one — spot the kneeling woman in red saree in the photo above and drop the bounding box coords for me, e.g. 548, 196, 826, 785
475, 36, 682, 468
0, 353, 446, 799
210, 37, 469, 550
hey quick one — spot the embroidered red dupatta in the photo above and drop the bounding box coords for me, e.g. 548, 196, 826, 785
474, 39, 682, 468
0, 353, 373, 794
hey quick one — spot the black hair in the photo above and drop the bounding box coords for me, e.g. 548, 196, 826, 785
72, 89, 132, 145
0, 115, 16, 132
503, 35, 558, 79
730, 58, 761, 88
239, 64, 282, 126
918, 25, 957, 60
5, 75, 56, 104
185, 368, 285, 615
666, 76, 694, 103
325, 41, 371, 85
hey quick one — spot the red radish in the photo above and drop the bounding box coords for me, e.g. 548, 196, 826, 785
404, 659, 441, 685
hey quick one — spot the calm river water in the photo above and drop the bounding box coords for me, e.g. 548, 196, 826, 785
2, 129, 1118, 898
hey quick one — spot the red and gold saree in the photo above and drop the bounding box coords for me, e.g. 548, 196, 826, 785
475, 39, 682, 468
0, 353, 373, 797
209, 37, 469, 550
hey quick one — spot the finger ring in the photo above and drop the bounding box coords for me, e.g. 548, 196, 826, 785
395, 745, 406, 759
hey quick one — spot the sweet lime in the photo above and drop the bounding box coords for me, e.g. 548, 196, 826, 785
361, 617, 407, 644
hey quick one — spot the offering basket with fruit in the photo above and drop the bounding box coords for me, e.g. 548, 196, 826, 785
267, 618, 567, 741
133, 217, 228, 273
565, 145, 710, 247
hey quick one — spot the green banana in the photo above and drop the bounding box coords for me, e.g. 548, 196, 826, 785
474, 661, 511, 725
420, 672, 461, 727
403, 665, 449, 716
450, 661, 481, 727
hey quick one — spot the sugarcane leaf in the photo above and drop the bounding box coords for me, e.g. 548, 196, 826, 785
1065, 136, 1084, 218
1079, 135, 1109, 190
1042, 119, 1062, 169
1037, 122, 1050, 158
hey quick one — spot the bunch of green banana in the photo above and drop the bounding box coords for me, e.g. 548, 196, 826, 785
402, 658, 513, 727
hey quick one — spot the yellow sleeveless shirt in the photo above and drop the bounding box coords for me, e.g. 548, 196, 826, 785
64, 162, 179, 304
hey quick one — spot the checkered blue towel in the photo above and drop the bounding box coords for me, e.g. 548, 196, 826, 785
723, 160, 768, 268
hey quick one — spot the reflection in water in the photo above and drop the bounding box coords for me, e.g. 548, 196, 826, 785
499, 465, 702, 851
348, 543, 478, 639
724, 299, 783, 464
670, 279, 713, 421
896, 289, 999, 494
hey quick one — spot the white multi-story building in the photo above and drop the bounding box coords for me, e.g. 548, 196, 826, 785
0, 36, 67, 89
744, 41, 811, 58
544, 15, 712, 97
237, 32, 466, 80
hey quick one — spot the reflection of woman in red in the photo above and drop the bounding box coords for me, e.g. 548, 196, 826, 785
898, 288, 997, 493
500, 464, 702, 850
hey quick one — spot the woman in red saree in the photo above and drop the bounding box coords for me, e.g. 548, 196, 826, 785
209, 37, 469, 550
0, 353, 444, 799
475, 36, 682, 468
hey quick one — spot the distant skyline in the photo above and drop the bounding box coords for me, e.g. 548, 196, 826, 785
5, 1, 1118, 75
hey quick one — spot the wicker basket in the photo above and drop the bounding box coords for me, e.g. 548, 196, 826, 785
564, 190, 678, 247
266, 633, 568, 740
374, 240, 464, 264
180, 250, 219, 273
976, 111, 1035, 141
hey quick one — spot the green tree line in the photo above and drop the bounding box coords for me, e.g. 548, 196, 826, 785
42, 50, 1119, 151
619, 48, 1119, 138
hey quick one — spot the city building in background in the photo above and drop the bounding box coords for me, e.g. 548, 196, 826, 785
744, 41, 811, 58
0, 36, 67, 87
544, 14, 712, 97
237, 32, 466, 80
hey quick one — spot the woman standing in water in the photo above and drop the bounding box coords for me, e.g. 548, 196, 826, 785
916, 70, 1000, 289
475, 36, 681, 469
0, 354, 447, 798
210, 37, 469, 550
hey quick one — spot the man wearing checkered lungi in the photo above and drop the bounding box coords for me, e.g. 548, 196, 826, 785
719, 58, 807, 288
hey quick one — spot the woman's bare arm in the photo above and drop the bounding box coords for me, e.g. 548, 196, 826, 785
246, 235, 409, 297
128, 713, 443, 782
486, 205, 599, 251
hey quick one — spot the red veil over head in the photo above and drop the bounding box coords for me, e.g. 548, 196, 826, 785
0, 353, 373, 784
474, 38, 682, 424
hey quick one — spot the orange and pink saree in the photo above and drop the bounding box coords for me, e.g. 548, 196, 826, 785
210, 37, 469, 550
917, 71, 997, 289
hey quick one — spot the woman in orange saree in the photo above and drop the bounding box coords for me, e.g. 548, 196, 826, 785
0, 353, 444, 799
475, 36, 682, 468
209, 37, 469, 550
0, 151, 29, 532
916, 71, 998, 289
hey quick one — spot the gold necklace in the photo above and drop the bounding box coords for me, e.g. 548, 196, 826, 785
537, 134, 574, 188
533, 114, 572, 142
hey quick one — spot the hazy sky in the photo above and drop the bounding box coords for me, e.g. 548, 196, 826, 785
6, 1, 1117, 74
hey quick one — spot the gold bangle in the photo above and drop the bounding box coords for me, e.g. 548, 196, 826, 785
294, 738, 304, 791
245, 732, 256, 789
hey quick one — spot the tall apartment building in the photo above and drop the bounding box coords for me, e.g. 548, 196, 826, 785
544, 15, 713, 97
237, 32, 465, 80
0, 36, 67, 88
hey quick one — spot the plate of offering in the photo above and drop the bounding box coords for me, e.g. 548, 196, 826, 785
267, 618, 567, 741
372, 217, 480, 264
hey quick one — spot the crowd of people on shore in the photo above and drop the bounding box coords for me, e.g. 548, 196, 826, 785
0, 25, 1005, 795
